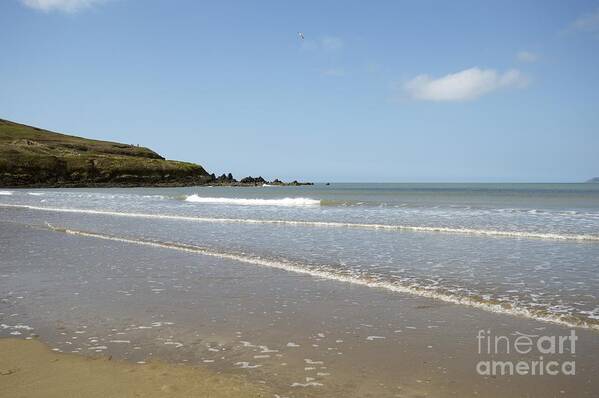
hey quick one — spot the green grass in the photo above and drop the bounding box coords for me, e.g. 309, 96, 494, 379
0, 118, 209, 187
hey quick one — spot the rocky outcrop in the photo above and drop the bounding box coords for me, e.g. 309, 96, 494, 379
207, 174, 313, 186
212, 173, 237, 184
239, 176, 266, 185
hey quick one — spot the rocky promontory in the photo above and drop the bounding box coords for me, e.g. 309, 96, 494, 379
0, 118, 311, 188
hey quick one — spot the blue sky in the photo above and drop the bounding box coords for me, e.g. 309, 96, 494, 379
1, 0, 599, 182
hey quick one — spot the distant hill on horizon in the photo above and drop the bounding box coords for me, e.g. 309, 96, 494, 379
587, 177, 599, 183
0, 118, 211, 187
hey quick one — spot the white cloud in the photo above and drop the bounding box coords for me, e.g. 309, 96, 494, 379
517, 51, 538, 63
404, 67, 527, 101
572, 7, 599, 33
20, 0, 104, 13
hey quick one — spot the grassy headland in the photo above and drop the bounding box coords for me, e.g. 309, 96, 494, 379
0, 118, 312, 188
0, 118, 211, 187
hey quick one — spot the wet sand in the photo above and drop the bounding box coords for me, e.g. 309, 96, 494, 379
0, 338, 271, 397
1, 221, 598, 397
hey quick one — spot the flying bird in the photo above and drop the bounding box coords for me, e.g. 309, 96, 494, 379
297, 32, 304, 40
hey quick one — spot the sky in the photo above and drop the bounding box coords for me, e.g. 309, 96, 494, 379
1, 0, 599, 182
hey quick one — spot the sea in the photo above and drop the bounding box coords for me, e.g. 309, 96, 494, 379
1, 183, 598, 330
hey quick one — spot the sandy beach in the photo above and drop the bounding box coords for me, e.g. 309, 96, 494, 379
2, 220, 598, 397
0, 338, 272, 398
4, 0, 599, 395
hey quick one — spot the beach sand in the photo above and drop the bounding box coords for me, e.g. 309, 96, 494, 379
1, 221, 598, 397
0, 338, 271, 397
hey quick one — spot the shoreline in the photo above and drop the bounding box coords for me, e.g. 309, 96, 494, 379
2, 220, 598, 397
41, 221, 599, 331
1, 201, 599, 330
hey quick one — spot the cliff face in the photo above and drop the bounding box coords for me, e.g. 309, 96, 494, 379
0, 119, 211, 187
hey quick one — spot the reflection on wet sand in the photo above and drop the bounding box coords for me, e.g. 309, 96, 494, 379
1, 222, 599, 397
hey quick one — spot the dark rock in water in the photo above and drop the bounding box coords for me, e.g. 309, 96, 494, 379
287, 179, 314, 186
215, 173, 237, 183
210, 175, 311, 186
325, 182, 330, 185
288, 180, 303, 186
240, 176, 267, 185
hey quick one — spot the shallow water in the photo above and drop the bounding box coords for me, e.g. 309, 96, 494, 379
1, 183, 598, 328
2, 222, 599, 397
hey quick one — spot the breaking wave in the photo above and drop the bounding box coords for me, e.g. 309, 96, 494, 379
184, 195, 321, 207
2, 204, 599, 242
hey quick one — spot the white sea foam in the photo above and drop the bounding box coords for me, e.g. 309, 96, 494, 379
37, 223, 599, 332
3, 203, 598, 242
184, 195, 320, 207
291, 381, 323, 387
0, 191, 13, 195
235, 361, 262, 369
1, 323, 34, 330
